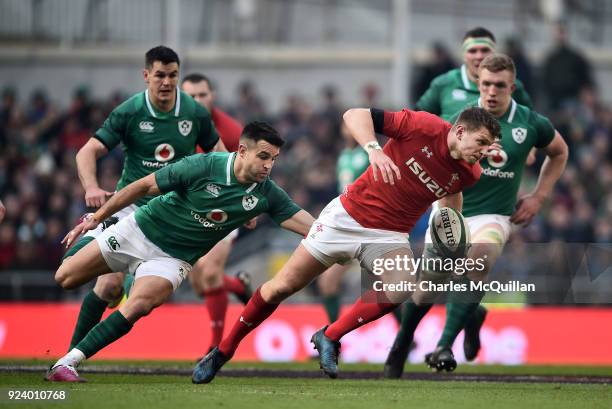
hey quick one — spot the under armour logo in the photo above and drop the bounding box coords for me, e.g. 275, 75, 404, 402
357, 317, 364, 323
240, 316, 253, 327
446, 173, 460, 188
310, 223, 324, 239
421, 146, 433, 158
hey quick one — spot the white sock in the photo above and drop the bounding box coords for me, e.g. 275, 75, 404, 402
53, 348, 86, 369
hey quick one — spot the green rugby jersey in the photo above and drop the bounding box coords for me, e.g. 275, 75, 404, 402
95, 89, 219, 206
449, 99, 555, 217
336, 146, 369, 193
416, 65, 533, 120
135, 152, 302, 264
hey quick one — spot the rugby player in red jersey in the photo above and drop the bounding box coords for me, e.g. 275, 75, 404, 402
192, 106, 501, 383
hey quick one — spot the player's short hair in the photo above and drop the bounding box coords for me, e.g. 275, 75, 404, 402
241, 121, 285, 148
145, 46, 180, 68
463, 27, 496, 43
182, 73, 214, 90
454, 107, 501, 142
479, 53, 516, 79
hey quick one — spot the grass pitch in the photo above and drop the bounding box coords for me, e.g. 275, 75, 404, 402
0, 360, 610, 409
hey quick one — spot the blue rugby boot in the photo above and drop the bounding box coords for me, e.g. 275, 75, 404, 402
310, 326, 341, 379
192, 347, 230, 384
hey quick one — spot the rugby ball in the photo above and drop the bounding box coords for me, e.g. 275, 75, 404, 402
429, 207, 470, 258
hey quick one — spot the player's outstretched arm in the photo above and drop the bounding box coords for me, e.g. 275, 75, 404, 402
438, 192, 463, 213
511, 131, 568, 225
343, 108, 401, 185
210, 138, 228, 152
76, 138, 113, 208
280, 210, 315, 237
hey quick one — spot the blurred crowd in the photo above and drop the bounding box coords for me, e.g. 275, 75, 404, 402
0, 38, 611, 272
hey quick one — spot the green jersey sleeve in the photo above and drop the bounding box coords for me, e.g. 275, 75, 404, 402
415, 75, 444, 115
513, 80, 533, 109
265, 181, 302, 225
195, 105, 220, 151
94, 108, 129, 150
155, 154, 206, 193
532, 112, 556, 148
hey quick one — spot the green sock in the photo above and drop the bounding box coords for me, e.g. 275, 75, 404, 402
437, 302, 480, 348
123, 274, 134, 298
396, 303, 433, 344
322, 295, 340, 323
69, 290, 108, 351
75, 311, 133, 358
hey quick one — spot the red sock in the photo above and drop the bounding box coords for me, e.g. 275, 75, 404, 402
203, 287, 228, 348
324, 295, 398, 342
219, 287, 278, 356
223, 275, 245, 297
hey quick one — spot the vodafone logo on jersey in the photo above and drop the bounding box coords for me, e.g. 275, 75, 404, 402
487, 148, 508, 168
206, 209, 228, 223
154, 144, 175, 162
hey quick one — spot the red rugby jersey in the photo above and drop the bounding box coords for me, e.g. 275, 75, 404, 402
197, 107, 242, 153
340, 109, 481, 233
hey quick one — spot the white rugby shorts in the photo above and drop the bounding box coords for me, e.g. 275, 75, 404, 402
83, 204, 139, 239
96, 213, 192, 290
302, 197, 410, 268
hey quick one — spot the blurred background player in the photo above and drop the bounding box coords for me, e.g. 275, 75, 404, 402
181, 73, 253, 354
416, 27, 532, 119
411, 26, 535, 359
384, 54, 568, 377
62, 46, 223, 356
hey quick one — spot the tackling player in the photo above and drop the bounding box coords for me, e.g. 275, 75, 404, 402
45, 122, 313, 382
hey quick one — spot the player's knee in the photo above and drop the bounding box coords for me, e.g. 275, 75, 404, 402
125, 296, 159, 320
94, 276, 124, 302
55, 265, 76, 289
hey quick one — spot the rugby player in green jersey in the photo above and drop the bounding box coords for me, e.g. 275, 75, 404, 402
416, 27, 532, 120
45, 122, 314, 382
61, 46, 226, 358
414, 26, 535, 361
384, 54, 568, 378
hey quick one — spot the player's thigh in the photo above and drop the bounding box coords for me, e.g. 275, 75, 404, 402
55, 239, 112, 288
360, 243, 416, 304
262, 244, 329, 302
317, 263, 352, 295
466, 215, 510, 281
93, 272, 126, 299
192, 239, 232, 281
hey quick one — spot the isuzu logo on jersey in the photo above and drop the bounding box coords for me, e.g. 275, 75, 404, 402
405, 157, 449, 198
178, 120, 193, 136
242, 195, 259, 211
512, 127, 527, 144
154, 143, 175, 162
205, 183, 221, 197
206, 209, 228, 223
139, 121, 154, 133
487, 148, 508, 168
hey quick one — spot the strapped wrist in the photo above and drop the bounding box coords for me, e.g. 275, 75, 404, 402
364, 141, 382, 153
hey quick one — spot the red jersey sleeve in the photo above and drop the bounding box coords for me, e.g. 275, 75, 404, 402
383, 109, 450, 141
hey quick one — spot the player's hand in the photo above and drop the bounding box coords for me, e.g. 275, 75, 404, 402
85, 187, 114, 208
61, 214, 100, 248
510, 193, 544, 226
244, 217, 257, 229
482, 142, 504, 158
368, 150, 401, 185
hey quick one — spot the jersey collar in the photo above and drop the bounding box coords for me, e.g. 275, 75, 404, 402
477, 97, 517, 123
145, 87, 181, 118
225, 152, 258, 192
460, 65, 477, 91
